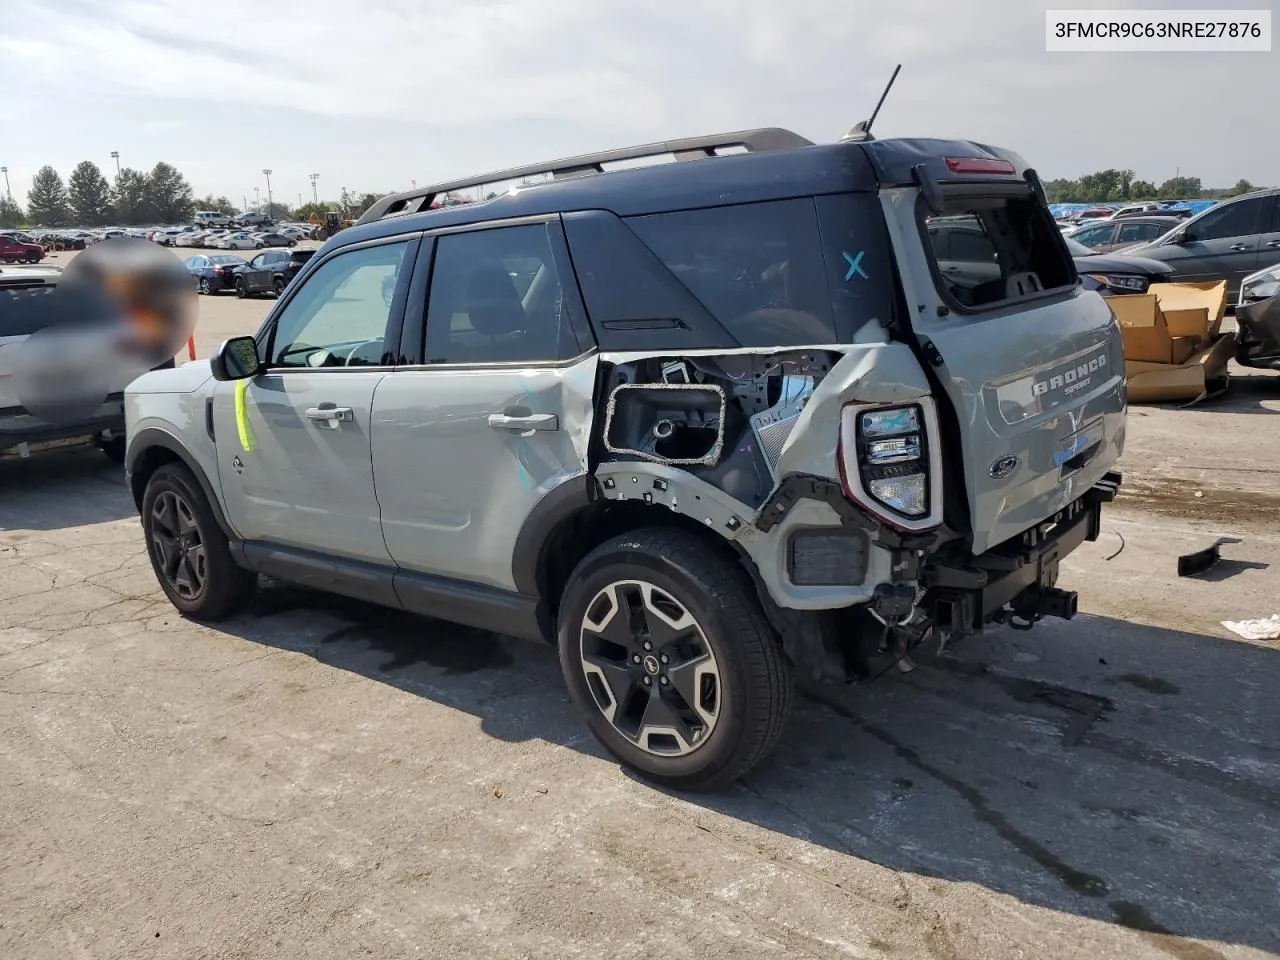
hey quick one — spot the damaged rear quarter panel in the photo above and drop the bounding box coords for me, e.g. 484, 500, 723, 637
594, 343, 932, 610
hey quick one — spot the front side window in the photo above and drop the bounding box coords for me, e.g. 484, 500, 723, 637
1117, 222, 1160, 244
1186, 198, 1265, 242
1073, 224, 1116, 248
269, 240, 410, 369
425, 223, 582, 364
921, 194, 1074, 310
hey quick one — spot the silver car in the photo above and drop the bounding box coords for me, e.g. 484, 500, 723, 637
125, 129, 1124, 789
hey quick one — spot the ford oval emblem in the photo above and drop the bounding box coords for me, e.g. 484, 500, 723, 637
990, 454, 1018, 480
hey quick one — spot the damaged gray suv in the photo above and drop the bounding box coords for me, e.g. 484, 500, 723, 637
125, 128, 1124, 789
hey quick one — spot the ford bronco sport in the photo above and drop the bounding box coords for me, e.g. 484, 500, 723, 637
125, 128, 1124, 790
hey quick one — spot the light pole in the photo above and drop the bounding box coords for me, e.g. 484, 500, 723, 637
262, 169, 273, 219
254, 186, 260, 211
297, 192, 302, 209
309, 173, 319, 204
0, 166, 10, 202
110, 151, 120, 176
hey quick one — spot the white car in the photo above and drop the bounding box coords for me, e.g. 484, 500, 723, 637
173, 231, 205, 247
201, 230, 232, 248
153, 229, 187, 246
216, 232, 261, 250
275, 224, 310, 241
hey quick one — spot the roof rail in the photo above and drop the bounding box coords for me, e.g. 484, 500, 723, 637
355, 127, 814, 226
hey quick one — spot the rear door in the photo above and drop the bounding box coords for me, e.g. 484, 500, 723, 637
371, 218, 597, 592
888, 185, 1126, 554
1258, 194, 1280, 275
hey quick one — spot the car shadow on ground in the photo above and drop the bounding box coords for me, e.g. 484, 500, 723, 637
218, 580, 1280, 956
0, 444, 137, 530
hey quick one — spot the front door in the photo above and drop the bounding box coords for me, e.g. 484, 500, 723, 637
1155, 194, 1270, 293
214, 236, 417, 563
372, 219, 596, 591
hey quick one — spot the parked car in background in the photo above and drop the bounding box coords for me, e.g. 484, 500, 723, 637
276, 225, 311, 241
213, 232, 261, 251
1066, 216, 1182, 253
231, 249, 293, 297
1064, 236, 1174, 294
280, 247, 315, 288
1, 263, 175, 463
236, 212, 269, 226
1119, 188, 1280, 299
184, 254, 248, 294
194, 211, 234, 229
249, 232, 296, 248
1234, 263, 1280, 370
0, 234, 44, 263
152, 228, 188, 247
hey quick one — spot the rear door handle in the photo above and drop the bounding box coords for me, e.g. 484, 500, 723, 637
305, 405, 354, 428
1229, 243, 1250, 252
488, 412, 559, 432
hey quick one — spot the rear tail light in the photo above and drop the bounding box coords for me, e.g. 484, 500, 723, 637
838, 399, 943, 531
944, 157, 1016, 176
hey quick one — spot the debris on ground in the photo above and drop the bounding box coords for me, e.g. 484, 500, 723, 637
1220, 615, 1280, 641
1177, 536, 1241, 577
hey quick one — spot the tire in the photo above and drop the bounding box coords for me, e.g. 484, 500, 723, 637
272, 278, 285, 296
557, 528, 793, 791
287, 239, 296, 247
141, 463, 256, 621
25, 254, 39, 264
99, 436, 126, 464
235, 278, 247, 298
198, 278, 211, 295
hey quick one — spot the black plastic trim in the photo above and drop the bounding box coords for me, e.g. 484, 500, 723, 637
511, 474, 595, 596
395, 568, 542, 643
240, 541, 402, 608
124, 428, 234, 537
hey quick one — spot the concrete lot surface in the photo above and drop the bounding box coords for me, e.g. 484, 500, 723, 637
2, 249, 1278, 959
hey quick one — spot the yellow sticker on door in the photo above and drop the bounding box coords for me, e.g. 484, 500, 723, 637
234, 379, 255, 452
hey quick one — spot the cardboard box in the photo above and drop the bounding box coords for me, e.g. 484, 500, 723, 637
1152, 280, 1228, 341
1124, 331, 1236, 404
1110, 293, 1177, 363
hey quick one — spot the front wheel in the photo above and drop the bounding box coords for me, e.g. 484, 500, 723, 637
272, 278, 285, 296
558, 528, 793, 791
141, 463, 256, 621
198, 278, 211, 295
235, 278, 247, 298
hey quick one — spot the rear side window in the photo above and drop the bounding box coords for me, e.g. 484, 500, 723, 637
425, 222, 584, 365
1185, 196, 1267, 242
625, 199, 838, 346
922, 195, 1074, 310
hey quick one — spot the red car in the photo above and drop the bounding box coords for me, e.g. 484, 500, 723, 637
0, 234, 44, 263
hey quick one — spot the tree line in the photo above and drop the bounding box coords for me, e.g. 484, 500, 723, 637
0, 161, 199, 228
0, 160, 393, 230
1045, 169, 1263, 204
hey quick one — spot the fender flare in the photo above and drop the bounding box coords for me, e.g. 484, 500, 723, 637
510, 474, 595, 598
125, 428, 235, 538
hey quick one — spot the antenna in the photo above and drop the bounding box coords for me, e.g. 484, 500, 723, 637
840, 64, 902, 143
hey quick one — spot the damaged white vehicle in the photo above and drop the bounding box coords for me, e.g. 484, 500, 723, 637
125, 128, 1124, 789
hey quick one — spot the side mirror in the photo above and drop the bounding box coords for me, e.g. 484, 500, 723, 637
210, 335, 262, 381
1171, 229, 1190, 245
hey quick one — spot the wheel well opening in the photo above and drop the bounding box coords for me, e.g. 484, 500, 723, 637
129, 446, 181, 511
537, 500, 744, 627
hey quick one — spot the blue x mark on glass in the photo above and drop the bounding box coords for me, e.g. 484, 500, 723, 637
843, 250, 868, 281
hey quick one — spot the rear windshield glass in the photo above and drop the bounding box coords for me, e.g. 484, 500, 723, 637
624, 195, 896, 346
922, 195, 1074, 310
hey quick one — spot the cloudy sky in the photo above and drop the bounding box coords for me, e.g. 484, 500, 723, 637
0, 0, 1273, 210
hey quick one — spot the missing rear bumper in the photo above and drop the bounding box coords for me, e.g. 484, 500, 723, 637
924, 471, 1120, 636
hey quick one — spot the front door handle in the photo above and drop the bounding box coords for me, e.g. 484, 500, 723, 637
1267, 240, 1280, 248
1229, 243, 1250, 252
488, 412, 559, 432
305, 405, 354, 429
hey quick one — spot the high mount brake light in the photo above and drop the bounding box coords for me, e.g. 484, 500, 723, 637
945, 157, 1016, 175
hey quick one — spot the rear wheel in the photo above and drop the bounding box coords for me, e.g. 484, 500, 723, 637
557, 529, 793, 791
198, 277, 211, 295
141, 464, 256, 621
